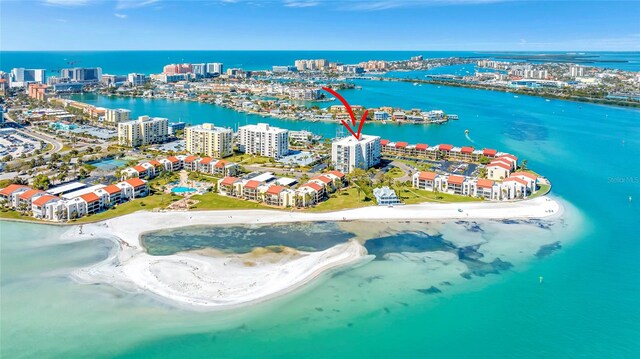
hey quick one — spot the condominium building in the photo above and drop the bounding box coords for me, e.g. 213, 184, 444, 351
206, 63, 224, 76
117, 115, 169, 147
331, 135, 381, 173
185, 123, 233, 158
60, 67, 102, 83
9, 68, 46, 88
127, 73, 147, 86
105, 108, 131, 125
237, 123, 289, 159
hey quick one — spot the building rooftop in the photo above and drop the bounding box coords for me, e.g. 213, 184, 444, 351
46, 182, 87, 196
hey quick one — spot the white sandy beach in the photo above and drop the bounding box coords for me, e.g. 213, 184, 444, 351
65, 196, 562, 310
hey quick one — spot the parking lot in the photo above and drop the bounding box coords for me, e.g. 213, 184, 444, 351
0, 130, 44, 158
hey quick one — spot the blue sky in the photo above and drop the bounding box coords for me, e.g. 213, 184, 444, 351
1, 0, 639, 51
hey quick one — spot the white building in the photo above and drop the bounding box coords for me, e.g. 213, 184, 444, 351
105, 108, 131, 125
185, 123, 233, 158
117, 115, 169, 147
206, 63, 224, 76
10, 68, 46, 88
127, 73, 147, 86
331, 135, 381, 173
237, 123, 289, 159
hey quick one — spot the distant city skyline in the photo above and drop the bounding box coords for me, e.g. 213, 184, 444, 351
1, 0, 639, 51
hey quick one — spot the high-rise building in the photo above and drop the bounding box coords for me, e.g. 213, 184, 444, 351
105, 109, 131, 125
185, 123, 233, 158
331, 135, 381, 173
163, 63, 192, 75
27, 83, 48, 101
60, 67, 102, 83
117, 115, 169, 147
191, 63, 206, 78
9, 68, 46, 88
206, 63, 224, 76
237, 123, 289, 159
127, 73, 147, 86
569, 65, 584, 78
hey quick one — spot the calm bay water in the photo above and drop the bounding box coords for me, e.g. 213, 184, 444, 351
2, 51, 640, 358
2, 50, 639, 74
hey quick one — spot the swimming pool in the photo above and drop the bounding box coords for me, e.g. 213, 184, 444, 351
171, 186, 197, 194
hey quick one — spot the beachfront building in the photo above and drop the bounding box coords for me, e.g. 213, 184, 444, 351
9, 68, 46, 88
0, 178, 150, 222
105, 108, 131, 125
117, 115, 169, 147
373, 187, 402, 206
185, 123, 233, 158
487, 160, 512, 180
237, 123, 289, 159
331, 135, 381, 174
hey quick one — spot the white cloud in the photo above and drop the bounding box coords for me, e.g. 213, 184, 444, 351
114, 13, 128, 19
116, 0, 161, 10
42, 0, 92, 6
284, 1, 319, 8
338, 0, 510, 11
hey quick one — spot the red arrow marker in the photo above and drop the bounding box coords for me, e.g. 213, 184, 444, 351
322, 87, 368, 140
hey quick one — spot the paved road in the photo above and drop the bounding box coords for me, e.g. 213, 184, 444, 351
390, 160, 416, 183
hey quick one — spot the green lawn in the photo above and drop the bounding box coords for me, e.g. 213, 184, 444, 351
74, 193, 174, 223
396, 187, 484, 204
528, 183, 551, 199
190, 192, 270, 210
307, 187, 374, 212
225, 153, 274, 165
0, 210, 42, 222
387, 167, 406, 179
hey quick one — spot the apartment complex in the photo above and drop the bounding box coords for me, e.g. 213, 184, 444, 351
237, 123, 289, 159
105, 108, 131, 125
117, 115, 169, 147
185, 123, 233, 158
9, 68, 46, 88
331, 135, 381, 173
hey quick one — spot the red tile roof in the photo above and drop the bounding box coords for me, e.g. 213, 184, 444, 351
476, 178, 495, 188
167, 156, 179, 163
19, 189, 44, 200
0, 184, 28, 196
415, 143, 429, 151
80, 192, 100, 203
244, 180, 260, 189
380, 139, 390, 146
184, 155, 197, 163
266, 185, 284, 195
215, 160, 227, 168
483, 148, 497, 157
125, 178, 147, 188
220, 176, 238, 186
312, 176, 332, 184
149, 160, 162, 167
488, 162, 511, 171
200, 157, 213, 165
498, 154, 518, 162
33, 195, 58, 207
512, 172, 537, 180
134, 165, 146, 172
461, 146, 474, 154
439, 144, 453, 151
447, 175, 465, 185
395, 141, 408, 148
504, 177, 529, 186
418, 171, 437, 181
302, 182, 322, 191
327, 170, 345, 178
103, 184, 122, 195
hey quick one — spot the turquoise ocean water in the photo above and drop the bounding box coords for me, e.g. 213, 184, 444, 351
1, 52, 640, 358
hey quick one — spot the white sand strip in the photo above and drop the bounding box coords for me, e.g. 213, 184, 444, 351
65, 197, 562, 310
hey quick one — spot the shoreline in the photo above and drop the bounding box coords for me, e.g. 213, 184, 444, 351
58, 196, 562, 310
